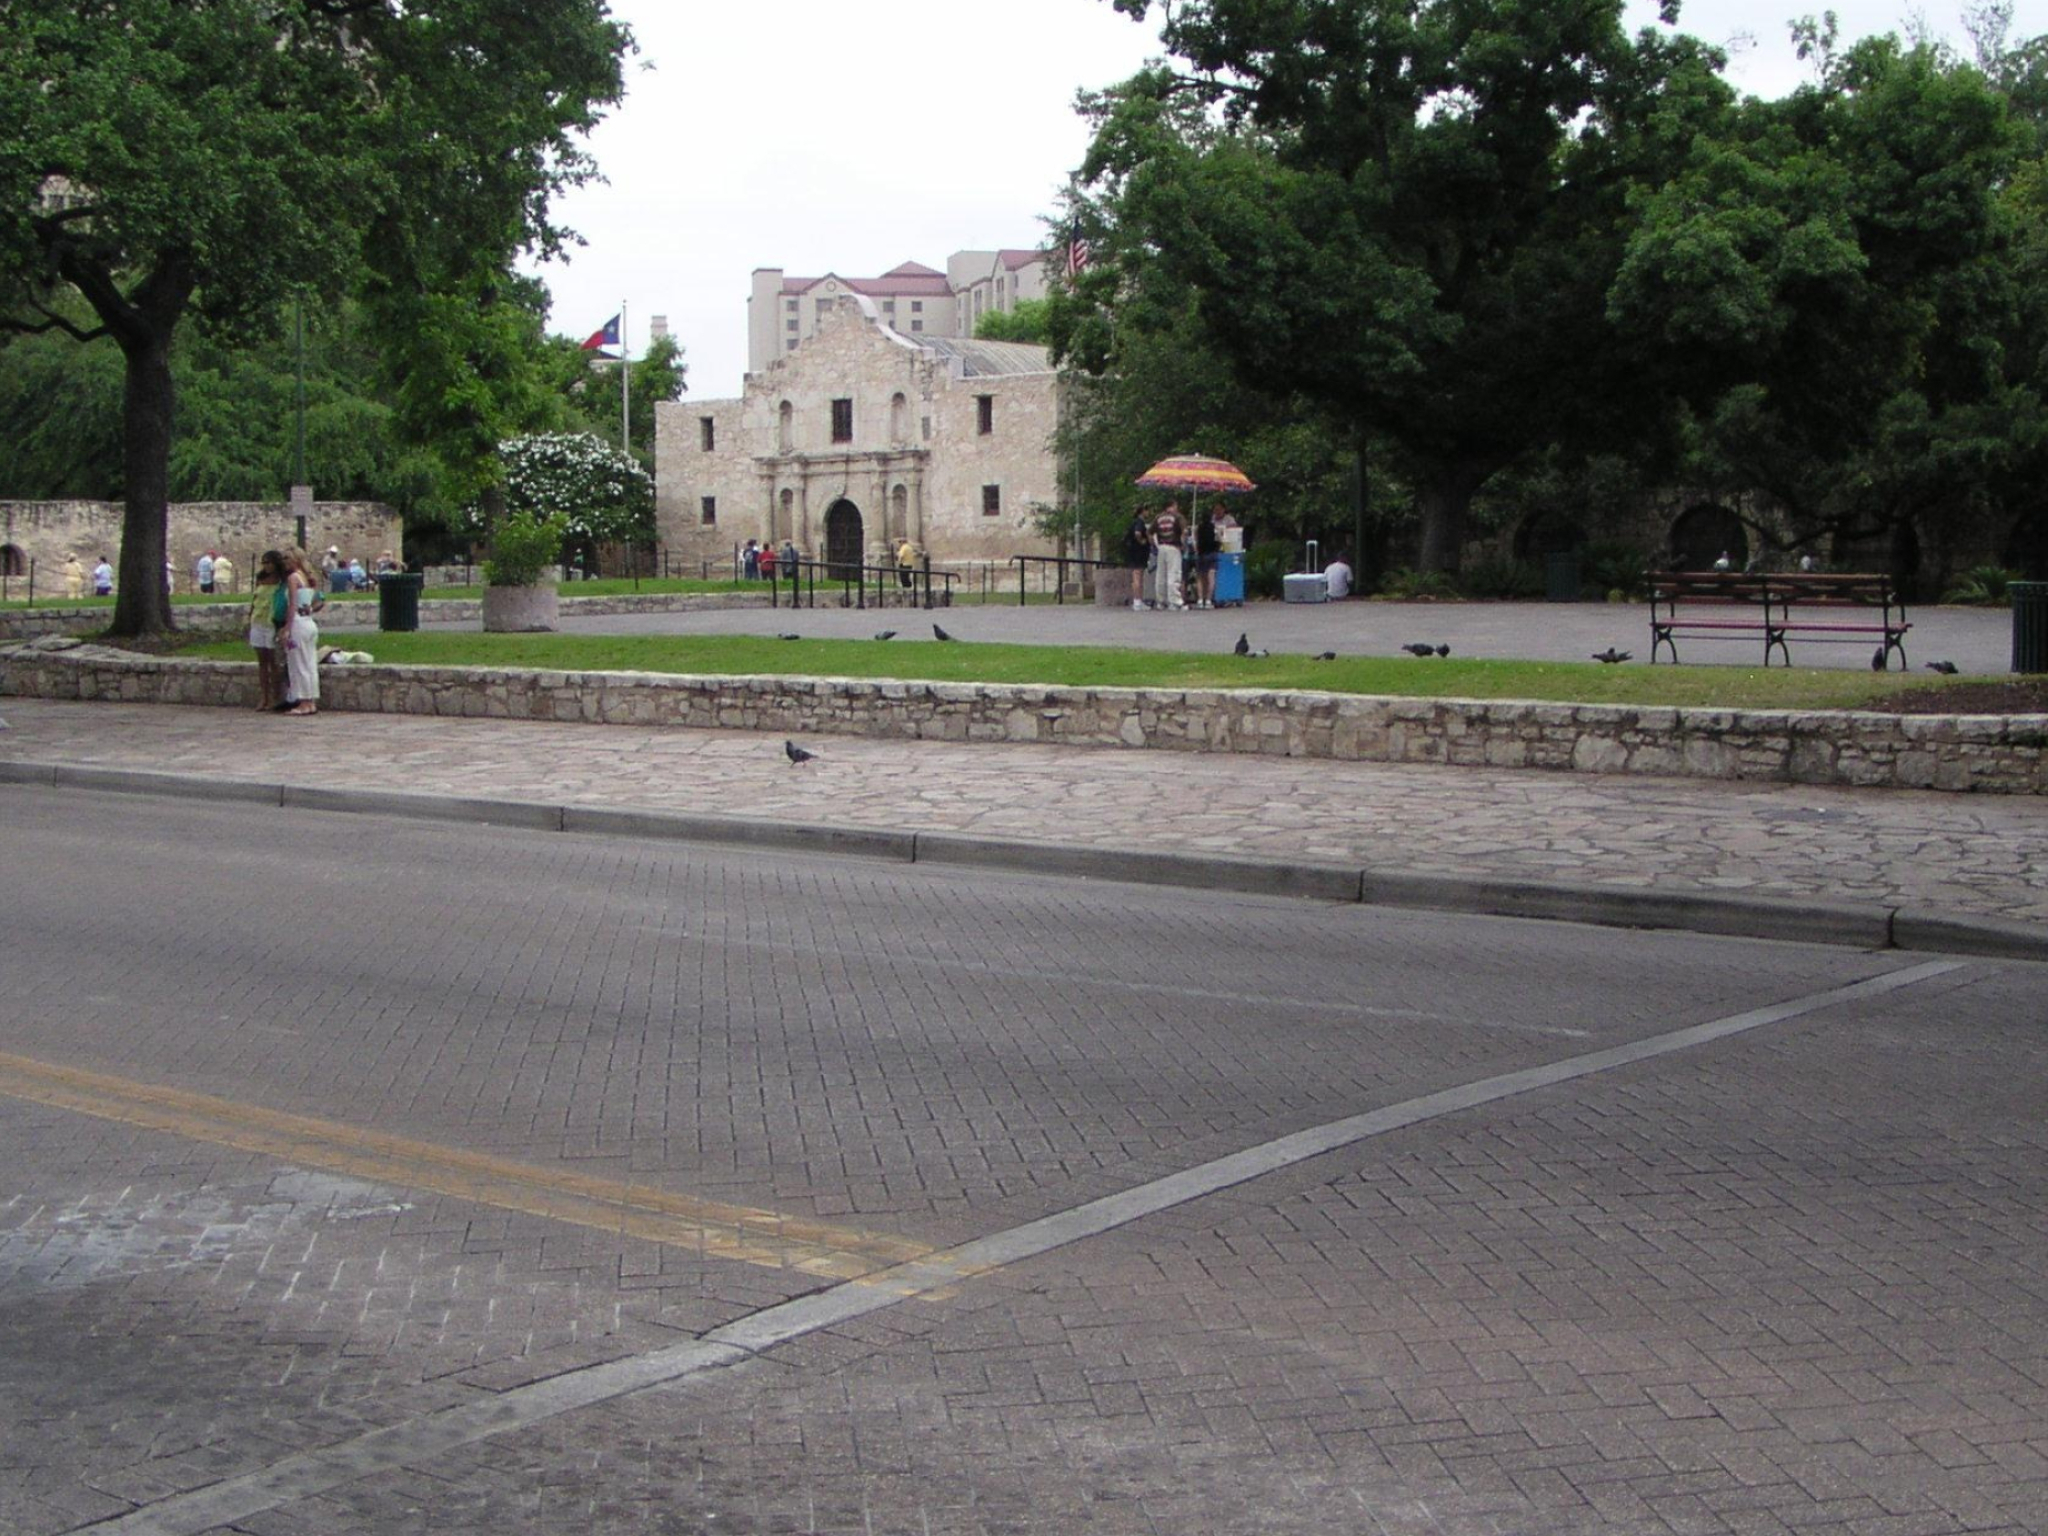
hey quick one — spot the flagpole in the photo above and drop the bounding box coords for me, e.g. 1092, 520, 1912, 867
620, 299, 630, 451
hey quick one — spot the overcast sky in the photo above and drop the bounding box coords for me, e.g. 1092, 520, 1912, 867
528, 0, 2003, 401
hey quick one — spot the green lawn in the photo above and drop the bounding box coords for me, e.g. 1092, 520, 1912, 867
179, 629, 1965, 710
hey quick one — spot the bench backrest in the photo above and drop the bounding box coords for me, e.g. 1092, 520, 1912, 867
1648, 571, 1900, 609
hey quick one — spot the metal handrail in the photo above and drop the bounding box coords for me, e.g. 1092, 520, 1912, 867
1009, 554, 1117, 606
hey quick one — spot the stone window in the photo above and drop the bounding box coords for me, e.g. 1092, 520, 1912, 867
910, 319, 923, 332
700, 496, 717, 526
786, 340, 797, 352
778, 400, 794, 451
786, 318, 798, 332
699, 416, 715, 451
830, 398, 853, 444
0, 543, 24, 577
890, 393, 909, 441
921, 416, 932, 440
982, 484, 1001, 517
976, 395, 993, 435
785, 298, 797, 312
910, 301, 923, 313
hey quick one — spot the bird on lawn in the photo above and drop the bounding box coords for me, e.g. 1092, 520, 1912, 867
1871, 646, 1889, 671
1401, 642, 1451, 658
873, 630, 897, 641
776, 632, 800, 641
933, 623, 957, 641
1312, 651, 1337, 661
1233, 632, 1251, 656
1591, 647, 1632, 664
1925, 659, 1959, 675
784, 739, 818, 766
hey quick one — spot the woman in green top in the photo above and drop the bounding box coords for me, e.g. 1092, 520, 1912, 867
247, 550, 285, 712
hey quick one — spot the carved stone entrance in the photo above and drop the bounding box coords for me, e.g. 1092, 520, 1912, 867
824, 499, 863, 578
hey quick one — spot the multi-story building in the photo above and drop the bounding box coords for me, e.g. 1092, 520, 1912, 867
747, 249, 1051, 372
657, 294, 1063, 573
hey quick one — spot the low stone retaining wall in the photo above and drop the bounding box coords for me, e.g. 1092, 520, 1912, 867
0, 589, 771, 641
4, 641, 2041, 794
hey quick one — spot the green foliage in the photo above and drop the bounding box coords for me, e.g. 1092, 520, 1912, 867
481, 510, 570, 588
1372, 568, 1461, 601
1941, 564, 2024, 603
497, 432, 652, 544
974, 300, 1052, 344
1243, 542, 1290, 599
540, 330, 687, 466
0, 0, 632, 634
1581, 542, 1654, 601
1457, 556, 1544, 601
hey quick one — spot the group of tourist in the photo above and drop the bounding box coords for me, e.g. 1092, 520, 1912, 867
1122, 505, 1241, 611
320, 546, 401, 592
245, 549, 327, 718
741, 539, 803, 581
60, 554, 115, 599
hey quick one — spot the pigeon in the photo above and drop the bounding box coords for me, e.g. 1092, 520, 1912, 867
1233, 632, 1250, 657
1312, 651, 1337, 661
1436, 644, 1451, 657
1871, 646, 1888, 671
873, 630, 897, 641
1591, 647, 1632, 664
1925, 659, 1959, 675
784, 739, 818, 766
777, 632, 800, 641
1400, 643, 1436, 657
1246, 647, 1270, 658
933, 623, 957, 641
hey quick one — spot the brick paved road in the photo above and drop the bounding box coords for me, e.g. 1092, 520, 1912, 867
2, 789, 2043, 1533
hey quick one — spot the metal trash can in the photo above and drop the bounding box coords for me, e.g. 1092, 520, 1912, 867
377, 572, 424, 632
2013, 581, 2048, 674
1545, 552, 1582, 602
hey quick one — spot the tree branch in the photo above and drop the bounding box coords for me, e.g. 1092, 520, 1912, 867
0, 303, 111, 344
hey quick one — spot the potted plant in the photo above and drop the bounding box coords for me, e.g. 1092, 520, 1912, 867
481, 509, 568, 632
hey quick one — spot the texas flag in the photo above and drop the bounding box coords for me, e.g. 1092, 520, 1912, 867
580, 314, 621, 353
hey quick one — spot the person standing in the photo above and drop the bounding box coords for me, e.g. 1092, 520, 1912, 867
1152, 505, 1186, 611
1193, 509, 1220, 609
743, 539, 760, 580
92, 556, 113, 596
64, 553, 85, 600
1122, 511, 1152, 610
780, 539, 799, 584
196, 550, 216, 594
213, 552, 236, 594
279, 551, 323, 716
758, 541, 777, 582
248, 551, 285, 711
896, 537, 918, 591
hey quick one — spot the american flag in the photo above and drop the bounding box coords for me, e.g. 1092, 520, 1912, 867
1066, 239, 1091, 278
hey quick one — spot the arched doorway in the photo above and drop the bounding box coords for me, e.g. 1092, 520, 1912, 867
0, 544, 24, 578
824, 499, 863, 578
1669, 503, 1747, 571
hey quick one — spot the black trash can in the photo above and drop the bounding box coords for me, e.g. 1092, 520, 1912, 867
378, 572, 424, 632
1544, 552, 1582, 602
2013, 581, 2048, 674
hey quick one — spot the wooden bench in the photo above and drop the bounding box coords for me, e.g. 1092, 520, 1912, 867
1648, 571, 1911, 669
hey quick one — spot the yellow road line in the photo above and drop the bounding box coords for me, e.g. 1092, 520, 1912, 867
0, 1050, 931, 1281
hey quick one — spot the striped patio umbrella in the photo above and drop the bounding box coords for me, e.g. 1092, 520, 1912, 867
1134, 455, 1257, 494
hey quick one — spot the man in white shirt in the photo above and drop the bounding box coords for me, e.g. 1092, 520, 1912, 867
1324, 553, 1354, 600
196, 551, 216, 593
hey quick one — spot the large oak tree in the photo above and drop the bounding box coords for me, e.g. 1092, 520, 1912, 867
0, 0, 629, 634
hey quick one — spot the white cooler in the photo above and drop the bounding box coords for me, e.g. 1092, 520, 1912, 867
1283, 573, 1329, 604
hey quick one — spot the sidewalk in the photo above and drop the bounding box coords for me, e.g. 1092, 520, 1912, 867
3, 696, 2044, 934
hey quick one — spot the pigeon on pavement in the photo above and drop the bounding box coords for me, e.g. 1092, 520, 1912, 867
784, 739, 818, 766
933, 623, 957, 641
1234, 632, 1250, 657
1925, 659, 1959, 674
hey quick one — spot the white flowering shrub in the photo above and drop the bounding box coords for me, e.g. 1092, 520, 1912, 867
497, 432, 653, 544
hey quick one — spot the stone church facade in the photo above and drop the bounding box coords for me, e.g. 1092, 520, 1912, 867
654, 297, 1064, 572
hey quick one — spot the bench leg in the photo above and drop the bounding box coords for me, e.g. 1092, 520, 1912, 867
1765, 627, 1790, 668
1650, 626, 1677, 665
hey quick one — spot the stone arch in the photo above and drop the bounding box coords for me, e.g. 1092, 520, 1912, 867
0, 544, 24, 578
824, 499, 863, 577
1669, 503, 1747, 571
777, 400, 793, 453
890, 392, 909, 442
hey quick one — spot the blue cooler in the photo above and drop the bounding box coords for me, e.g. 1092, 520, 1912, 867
1214, 551, 1245, 606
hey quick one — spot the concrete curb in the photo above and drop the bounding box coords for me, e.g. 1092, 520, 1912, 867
8, 759, 2042, 963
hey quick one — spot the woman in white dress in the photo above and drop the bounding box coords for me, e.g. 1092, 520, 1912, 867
280, 550, 323, 716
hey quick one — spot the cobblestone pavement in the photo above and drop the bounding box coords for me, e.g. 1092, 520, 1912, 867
2, 696, 2044, 924
1, 793, 2042, 1535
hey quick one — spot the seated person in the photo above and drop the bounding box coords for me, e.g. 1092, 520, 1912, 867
1324, 553, 1354, 600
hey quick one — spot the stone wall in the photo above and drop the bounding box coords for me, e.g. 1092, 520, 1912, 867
5, 641, 2040, 795
0, 501, 402, 595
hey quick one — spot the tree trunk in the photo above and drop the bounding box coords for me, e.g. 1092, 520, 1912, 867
1414, 463, 1489, 575
107, 326, 178, 637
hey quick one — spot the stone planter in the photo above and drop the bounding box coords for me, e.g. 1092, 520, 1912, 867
481, 583, 558, 633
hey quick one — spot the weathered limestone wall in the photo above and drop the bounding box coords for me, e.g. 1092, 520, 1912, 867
5, 642, 2040, 795
0, 501, 402, 594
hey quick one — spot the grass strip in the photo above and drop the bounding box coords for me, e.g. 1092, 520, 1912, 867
175, 629, 1970, 711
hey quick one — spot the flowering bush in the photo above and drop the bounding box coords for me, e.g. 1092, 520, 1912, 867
497, 432, 653, 544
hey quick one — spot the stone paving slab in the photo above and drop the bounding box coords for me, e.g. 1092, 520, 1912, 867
1, 696, 2043, 925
